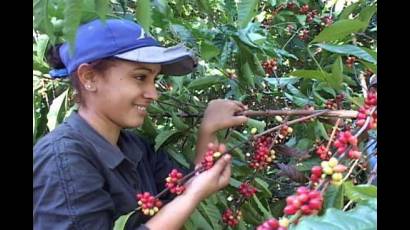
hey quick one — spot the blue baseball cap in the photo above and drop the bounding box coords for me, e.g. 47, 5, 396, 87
51, 19, 197, 78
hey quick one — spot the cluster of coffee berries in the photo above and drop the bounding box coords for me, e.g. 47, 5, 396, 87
286, 2, 296, 10
222, 208, 242, 227
239, 181, 258, 198
310, 165, 323, 183
306, 10, 318, 23
284, 186, 323, 216
257, 218, 288, 230
320, 157, 348, 185
279, 125, 293, 140
346, 56, 356, 68
298, 29, 309, 40
299, 4, 310, 14
333, 130, 358, 154
285, 24, 295, 35
325, 99, 337, 110
201, 143, 226, 170
262, 59, 278, 76
165, 169, 185, 195
315, 144, 331, 160
249, 135, 276, 170
136, 192, 163, 216
321, 16, 333, 27
356, 90, 377, 129
226, 68, 237, 80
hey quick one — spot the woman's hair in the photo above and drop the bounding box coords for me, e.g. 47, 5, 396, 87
46, 44, 117, 105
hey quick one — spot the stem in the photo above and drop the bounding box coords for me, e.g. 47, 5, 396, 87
325, 118, 341, 151
282, 28, 301, 50
307, 45, 324, 73
342, 159, 359, 181
254, 110, 329, 138
239, 109, 358, 118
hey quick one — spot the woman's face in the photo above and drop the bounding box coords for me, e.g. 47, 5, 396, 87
91, 60, 161, 129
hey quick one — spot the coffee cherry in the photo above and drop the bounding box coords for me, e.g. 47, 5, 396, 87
222, 208, 242, 227
257, 218, 280, 230
165, 169, 185, 195
239, 182, 258, 198
136, 192, 162, 216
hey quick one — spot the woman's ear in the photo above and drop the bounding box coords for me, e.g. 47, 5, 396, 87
77, 63, 97, 91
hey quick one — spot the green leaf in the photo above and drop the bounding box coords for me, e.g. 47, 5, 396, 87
358, 4, 377, 28
63, 0, 83, 53
47, 89, 68, 132
237, 57, 255, 87
197, 0, 212, 14
219, 41, 233, 67
247, 32, 266, 45
187, 76, 224, 90
273, 48, 298, 60
33, 0, 53, 35
328, 56, 344, 90
315, 44, 376, 64
171, 113, 189, 130
338, 1, 361, 20
199, 202, 222, 230
288, 70, 328, 81
170, 24, 195, 45
155, 129, 180, 150
36, 34, 49, 65
189, 208, 213, 229
324, 184, 345, 210
95, 0, 109, 19
295, 157, 321, 172
229, 177, 242, 188
314, 120, 330, 140
252, 196, 271, 219
113, 211, 135, 230
290, 199, 377, 230
246, 118, 266, 133
167, 148, 190, 168
254, 177, 272, 197
265, 77, 300, 88
344, 181, 377, 202
312, 19, 367, 43
200, 41, 220, 61
140, 117, 157, 138
359, 60, 377, 73
136, 0, 153, 34
296, 15, 307, 26
237, 0, 259, 28
295, 138, 313, 151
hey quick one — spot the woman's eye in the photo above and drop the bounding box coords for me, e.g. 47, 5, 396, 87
135, 75, 146, 81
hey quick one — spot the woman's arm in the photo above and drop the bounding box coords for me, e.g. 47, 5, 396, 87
145, 154, 232, 230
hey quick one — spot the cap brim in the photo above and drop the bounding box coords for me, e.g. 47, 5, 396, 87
114, 45, 197, 76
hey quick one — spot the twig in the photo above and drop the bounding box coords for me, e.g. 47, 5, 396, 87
325, 118, 341, 151
239, 109, 358, 118
255, 110, 329, 138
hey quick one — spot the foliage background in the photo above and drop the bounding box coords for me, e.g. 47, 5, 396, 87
33, 0, 377, 229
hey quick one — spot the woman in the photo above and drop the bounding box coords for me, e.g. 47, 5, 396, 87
33, 19, 248, 229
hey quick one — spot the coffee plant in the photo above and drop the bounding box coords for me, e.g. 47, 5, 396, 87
34, 0, 377, 229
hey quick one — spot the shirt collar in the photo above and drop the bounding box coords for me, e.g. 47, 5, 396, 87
65, 112, 142, 169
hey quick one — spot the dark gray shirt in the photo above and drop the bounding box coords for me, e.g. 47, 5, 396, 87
33, 112, 191, 229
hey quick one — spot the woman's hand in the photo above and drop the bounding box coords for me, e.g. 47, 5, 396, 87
184, 153, 232, 201
200, 99, 248, 134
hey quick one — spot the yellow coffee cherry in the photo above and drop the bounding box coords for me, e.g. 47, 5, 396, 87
323, 166, 333, 175
321, 161, 329, 168
328, 157, 338, 168
143, 209, 150, 215
213, 152, 222, 159
287, 127, 293, 134
332, 173, 343, 181
251, 128, 258, 134
279, 217, 289, 228
275, 116, 283, 122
